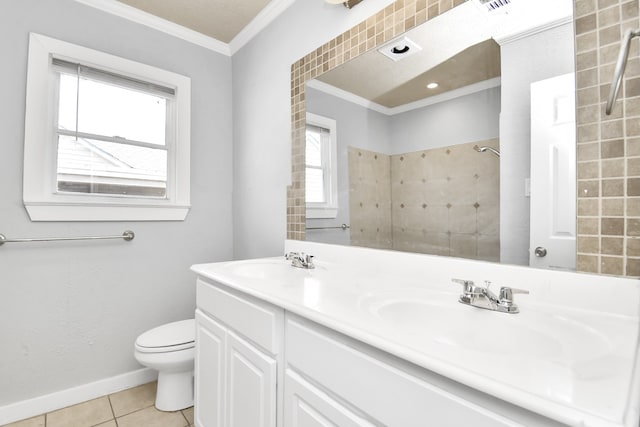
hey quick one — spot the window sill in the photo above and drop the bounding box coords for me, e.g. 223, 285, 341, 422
24, 202, 190, 221
306, 206, 338, 219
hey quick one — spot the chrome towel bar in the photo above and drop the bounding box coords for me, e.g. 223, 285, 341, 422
606, 28, 640, 115
0, 230, 135, 246
306, 224, 350, 230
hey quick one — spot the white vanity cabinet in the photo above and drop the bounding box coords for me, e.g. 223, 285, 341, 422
195, 278, 284, 427
194, 276, 565, 427
283, 316, 539, 427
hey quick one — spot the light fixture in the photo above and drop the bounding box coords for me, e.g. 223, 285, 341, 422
426, 82, 439, 89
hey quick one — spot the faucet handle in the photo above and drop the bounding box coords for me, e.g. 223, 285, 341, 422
451, 278, 480, 295
499, 286, 529, 302
498, 287, 529, 314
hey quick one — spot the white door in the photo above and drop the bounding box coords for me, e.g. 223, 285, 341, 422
226, 330, 277, 427
284, 370, 375, 427
530, 72, 576, 270
195, 310, 226, 427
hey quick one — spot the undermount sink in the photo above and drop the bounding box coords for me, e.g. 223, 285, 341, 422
360, 290, 614, 363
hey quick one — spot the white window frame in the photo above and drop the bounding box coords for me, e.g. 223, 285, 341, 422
305, 113, 338, 219
23, 33, 191, 221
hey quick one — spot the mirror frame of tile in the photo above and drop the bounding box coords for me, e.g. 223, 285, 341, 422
287, 0, 640, 277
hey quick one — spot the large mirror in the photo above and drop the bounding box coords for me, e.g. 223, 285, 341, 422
302, 0, 577, 271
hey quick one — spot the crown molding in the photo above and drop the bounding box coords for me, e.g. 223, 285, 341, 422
307, 77, 502, 116
72, 0, 231, 55
73, 0, 297, 57
306, 79, 390, 114
229, 0, 297, 55
388, 77, 502, 115
493, 14, 573, 46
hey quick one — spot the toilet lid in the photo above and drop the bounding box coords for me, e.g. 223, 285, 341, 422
136, 319, 195, 350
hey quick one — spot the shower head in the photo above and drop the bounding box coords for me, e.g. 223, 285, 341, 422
473, 145, 501, 157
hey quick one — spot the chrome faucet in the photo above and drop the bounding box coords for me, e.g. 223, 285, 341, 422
285, 252, 315, 269
451, 279, 528, 314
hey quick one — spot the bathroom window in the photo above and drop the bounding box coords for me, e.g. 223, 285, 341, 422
23, 33, 191, 221
305, 113, 338, 218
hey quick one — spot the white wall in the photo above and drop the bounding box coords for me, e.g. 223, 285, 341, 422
0, 0, 232, 408
499, 22, 575, 265
231, 0, 395, 259
389, 87, 501, 154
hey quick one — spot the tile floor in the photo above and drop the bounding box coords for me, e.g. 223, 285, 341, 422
2, 382, 194, 427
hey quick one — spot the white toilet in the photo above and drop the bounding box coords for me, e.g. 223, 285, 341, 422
134, 319, 195, 411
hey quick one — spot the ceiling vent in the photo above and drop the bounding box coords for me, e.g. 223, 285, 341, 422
378, 36, 422, 62
472, 0, 515, 14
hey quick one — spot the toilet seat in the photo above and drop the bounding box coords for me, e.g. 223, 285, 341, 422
135, 319, 195, 353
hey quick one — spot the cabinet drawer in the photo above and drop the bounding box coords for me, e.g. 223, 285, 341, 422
285, 369, 375, 427
197, 278, 283, 354
286, 317, 519, 427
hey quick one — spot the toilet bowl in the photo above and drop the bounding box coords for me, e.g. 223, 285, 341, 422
134, 319, 195, 411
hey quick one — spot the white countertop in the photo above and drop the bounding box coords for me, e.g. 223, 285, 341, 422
191, 241, 640, 427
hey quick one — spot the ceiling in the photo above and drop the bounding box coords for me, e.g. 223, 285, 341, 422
116, 0, 273, 43
315, 2, 500, 109
311, 0, 573, 110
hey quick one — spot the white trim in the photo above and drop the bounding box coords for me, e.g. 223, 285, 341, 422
72, 0, 230, 55
306, 207, 339, 219
493, 15, 573, 46
0, 368, 157, 426
306, 78, 502, 116
306, 79, 389, 114
23, 203, 191, 221
229, 0, 298, 55
388, 77, 502, 115
72, 0, 298, 56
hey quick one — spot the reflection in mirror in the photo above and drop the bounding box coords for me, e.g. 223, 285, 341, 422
304, 0, 576, 270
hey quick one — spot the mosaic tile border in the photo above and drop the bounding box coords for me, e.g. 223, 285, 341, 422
574, 0, 640, 275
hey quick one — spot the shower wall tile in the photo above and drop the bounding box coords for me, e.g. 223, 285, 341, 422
389, 139, 500, 262
349, 147, 393, 249
349, 140, 500, 261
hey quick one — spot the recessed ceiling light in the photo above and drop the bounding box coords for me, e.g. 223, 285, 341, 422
426, 82, 439, 89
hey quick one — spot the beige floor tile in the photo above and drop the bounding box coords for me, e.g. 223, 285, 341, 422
94, 421, 117, 427
46, 397, 113, 427
117, 406, 188, 427
182, 406, 194, 425
109, 381, 157, 417
1, 415, 45, 427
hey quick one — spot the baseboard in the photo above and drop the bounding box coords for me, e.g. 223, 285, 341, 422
0, 368, 157, 425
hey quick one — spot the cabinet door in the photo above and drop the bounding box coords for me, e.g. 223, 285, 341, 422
195, 310, 226, 427
285, 370, 375, 427
226, 329, 277, 427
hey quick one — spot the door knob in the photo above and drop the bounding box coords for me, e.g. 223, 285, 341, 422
534, 246, 547, 257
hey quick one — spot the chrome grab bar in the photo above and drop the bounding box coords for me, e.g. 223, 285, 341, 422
306, 224, 350, 230
606, 28, 640, 115
0, 230, 135, 246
